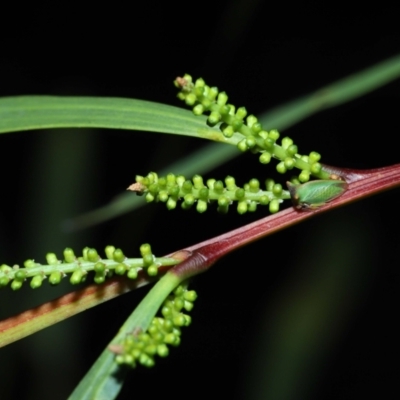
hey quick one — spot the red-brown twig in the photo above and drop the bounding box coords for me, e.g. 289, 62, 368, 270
1, 163, 400, 346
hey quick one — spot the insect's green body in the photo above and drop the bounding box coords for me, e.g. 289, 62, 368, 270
287, 179, 348, 210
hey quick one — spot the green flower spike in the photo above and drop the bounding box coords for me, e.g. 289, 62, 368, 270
114, 284, 197, 368
0, 245, 181, 290
174, 74, 330, 183
129, 173, 291, 214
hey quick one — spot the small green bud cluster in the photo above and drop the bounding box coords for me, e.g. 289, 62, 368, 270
114, 284, 197, 368
0, 245, 180, 290
174, 75, 327, 182
139, 243, 160, 276
131, 172, 291, 214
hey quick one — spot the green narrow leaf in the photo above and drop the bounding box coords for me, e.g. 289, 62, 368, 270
0, 96, 242, 144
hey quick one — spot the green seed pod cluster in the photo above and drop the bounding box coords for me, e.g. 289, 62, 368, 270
114, 284, 197, 368
174, 74, 328, 183
130, 172, 291, 214
0, 245, 179, 290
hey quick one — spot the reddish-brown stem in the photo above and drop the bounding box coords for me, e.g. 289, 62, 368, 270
170, 163, 400, 279
2, 163, 400, 345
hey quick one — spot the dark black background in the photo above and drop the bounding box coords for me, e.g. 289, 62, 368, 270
1, 2, 399, 399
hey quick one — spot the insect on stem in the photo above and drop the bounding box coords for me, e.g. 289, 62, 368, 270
287, 179, 348, 210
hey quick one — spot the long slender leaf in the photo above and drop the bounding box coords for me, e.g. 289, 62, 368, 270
0, 96, 242, 144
